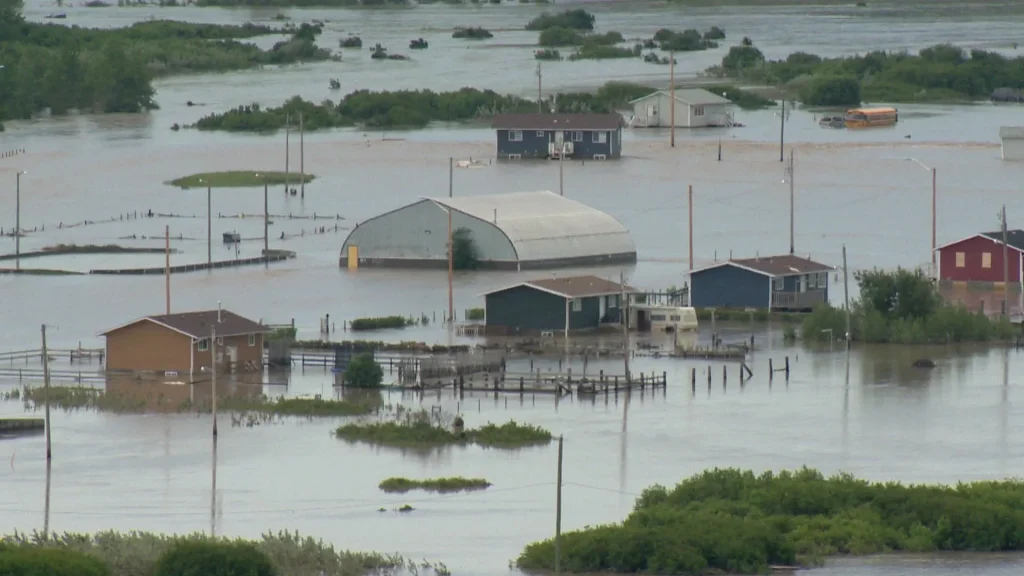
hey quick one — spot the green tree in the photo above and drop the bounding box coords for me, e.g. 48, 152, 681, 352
722, 45, 764, 72
154, 541, 277, 576
0, 546, 110, 576
452, 227, 479, 270
345, 353, 383, 387
856, 268, 939, 321
800, 76, 861, 106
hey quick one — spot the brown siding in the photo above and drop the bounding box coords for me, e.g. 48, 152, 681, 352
105, 321, 192, 373
193, 333, 264, 374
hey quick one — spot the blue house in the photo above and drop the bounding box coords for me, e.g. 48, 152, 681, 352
491, 113, 623, 160
689, 254, 834, 311
483, 275, 637, 334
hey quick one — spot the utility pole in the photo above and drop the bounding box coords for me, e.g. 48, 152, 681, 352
448, 208, 454, 323
449, 157, 453, 198
299, 113, 305, 198
555, 435, 563, 576
15, 171, 22, 270
264, 182, 269, 265
207, 186, 212, 266
41, 324, 51, 460
1002, 205, 1009, 315
688, 184, 694, 272
284, 113, 290, 195
620, 270, 630, 382
211, 326, 218, 439
669, 52, 676, 148
779, 100, 786, 162
165, 225, 170, 315
931, 167, 937, 279
788, 149, 795, 254
842, 245, 851, 347
536, 62, 543, 113
559, 143, 564, 196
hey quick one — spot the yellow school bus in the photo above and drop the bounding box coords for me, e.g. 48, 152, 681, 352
845, 107, 899, 128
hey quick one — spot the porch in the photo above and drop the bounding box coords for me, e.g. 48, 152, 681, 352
771, 289, 826, 311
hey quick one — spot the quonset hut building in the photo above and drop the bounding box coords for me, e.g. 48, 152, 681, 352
340, 191, 636, 270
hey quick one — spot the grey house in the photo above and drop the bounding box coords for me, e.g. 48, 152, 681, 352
689, 254, 833, 311
483, 275, 638, 334
491, 113, 623, 160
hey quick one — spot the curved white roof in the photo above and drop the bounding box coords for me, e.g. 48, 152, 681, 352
430, 191, 635, 262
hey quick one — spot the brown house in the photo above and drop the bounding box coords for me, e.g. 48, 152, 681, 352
100, 309, 269, 376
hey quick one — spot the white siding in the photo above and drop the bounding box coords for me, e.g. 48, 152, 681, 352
631, 92, 733, 128
1002, 137, 1024, 161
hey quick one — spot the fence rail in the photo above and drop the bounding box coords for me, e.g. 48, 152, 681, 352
0, 348, 104, 364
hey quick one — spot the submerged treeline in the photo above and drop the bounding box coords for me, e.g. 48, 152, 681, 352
517, 467, 1024, 575
0, 2, 330, 126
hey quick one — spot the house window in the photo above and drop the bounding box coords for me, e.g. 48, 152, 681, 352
670, 315, 681, 321
807, 274, 817, 289
819, 272, 828, 287
571, 131, 583, 142
198, 338, 209, 352
592, 131, 608, 144
572, 298, 582, 312
248, 334, 256, 347
508, 130, 523, 142
955, 252, 966, 268
216, 337, 223, 346
608, 294, 618, 308
694, 106, 705, 116
536, 130, 545, 137
982, 252, 992, 268
772, 277, 784, 291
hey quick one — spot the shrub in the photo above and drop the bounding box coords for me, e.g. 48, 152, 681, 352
466, 307, 485, 320
525, 9, 595, 31
722, 45, 765, 72
534, 49, 562, 60
154, 541, 277, 576
538, 26, 583, 46
0, 547, 110, 576
569, 44, 641, 61
801, 76, 861, 106
452, 228, 479, 270
658, 29, 707, 52
344, 353, 383, 388
349, 316, 409, 330
704, 26, 726, 40
704, 84, 776, 108
452, 26, 493, 39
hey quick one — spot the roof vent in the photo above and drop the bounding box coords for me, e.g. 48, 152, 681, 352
217, 301, 222, 323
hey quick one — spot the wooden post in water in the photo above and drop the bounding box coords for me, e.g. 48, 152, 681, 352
299, 113, 305, 198
555, 434, 563, 575
42, 324, 51, 460
165, 225, 170, 314
207, 186, 212, 266
211, 326, 218, 439
842, 245, 851, 347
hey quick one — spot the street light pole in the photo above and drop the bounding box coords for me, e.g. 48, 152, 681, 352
15, 171, 22, 270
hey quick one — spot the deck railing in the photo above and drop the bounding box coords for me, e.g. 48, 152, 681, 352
771, 289, 826, 309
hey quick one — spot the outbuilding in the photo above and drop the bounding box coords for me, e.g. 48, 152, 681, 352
483, 275, 638, 334
100, 309, 268, 376
341, 191, 636, 270
936, 229, 1024, 285
491, 113, 623, 160
1000, 126, 1024, 161
689, 254, 833, 311
629, 89, 734, 128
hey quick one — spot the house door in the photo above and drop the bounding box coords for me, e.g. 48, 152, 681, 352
798, 276, 806, 293
227, 346, 238, 372
647, 105, 657, 125
554, 131, 564, 149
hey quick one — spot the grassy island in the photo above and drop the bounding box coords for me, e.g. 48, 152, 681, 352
517, 467, 1024, 574
168, 171, 316, 189
378, 477, 492, 494
335, 418, 552, 449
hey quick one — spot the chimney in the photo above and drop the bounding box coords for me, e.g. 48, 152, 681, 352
217, 301, 222, 323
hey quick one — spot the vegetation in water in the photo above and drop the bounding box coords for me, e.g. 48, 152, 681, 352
349, 316, 410, 331
452, 227, 480, 270
344, 353, 384, 388
517, 467, 1024, 574
539, 28, 623, 48
704, 84, 777, 108
32, 244, 166, 255
154, 541, 277, 576
801, 268, 1015, 344
0, 530, 446, 576
652, 27, 721, 51
0, 546, 109, 576
534, 48, 562, 61
378, 476, 492, 494
569, 44, 642, 61
526, 9, 595, 31
452, 26, 493, 39
290, 340, 471, 354
709, 40, 1024, 103
336, 412, 552, 450
167, 170, 316, 189
465, 307, 485, 321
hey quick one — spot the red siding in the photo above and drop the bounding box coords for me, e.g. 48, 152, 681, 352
938, 235, 1022, 283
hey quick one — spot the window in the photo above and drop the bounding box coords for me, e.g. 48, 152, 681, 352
772, 277, 784, 291
651, 314, 667, 321
982, 252, 992, 268
819, 272, 828, 286
508, 130, 523, 142
198, 338, 209, 352
694, 106, 705, 117
248, 334, 256, 347
571, 131, 583, 142
216, 337, 223, 346
670, 315, 681, 321
536, 130, 545, 137
572, 298, 582, 312
592, 131, 608, 144
807, 274, 817, 289
955, 252, 966, 268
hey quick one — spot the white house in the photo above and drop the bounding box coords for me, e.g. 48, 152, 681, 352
1000, 126, 1024, 161
629, 88, 734, 128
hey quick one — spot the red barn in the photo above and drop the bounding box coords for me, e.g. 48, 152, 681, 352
936, 230, 1024, 285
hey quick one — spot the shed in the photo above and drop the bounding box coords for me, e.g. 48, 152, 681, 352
341, 191, 636, 270
99, 309, 268, 376
629, 89, 734, 128
936, 229, 1024, 285
689, 254, 833, 311
491, 113, 623, 160
483, 275, 638, 334
1000, 126, 1024, 160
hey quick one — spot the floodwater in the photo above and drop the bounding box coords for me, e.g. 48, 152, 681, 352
3, 1, 1024, 574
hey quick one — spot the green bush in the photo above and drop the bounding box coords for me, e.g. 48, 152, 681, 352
658, 29, 709, 52
721, 45, 765, 72
154, 541, 277, 576
525, 9, 595, 31
466, 307, 485, 320
452, 228, 479, 270
569, 44, 641, 61
349, 316, 408, 331
534, 49, 562, 60
452, 26, 493, 39
336, 417, 552, 449
800, 76, 861, 106
0, 547, 110, 576
344, 353, 383, 388
538, 26, 583, 46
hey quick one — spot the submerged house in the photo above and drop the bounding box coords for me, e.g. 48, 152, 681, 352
629, 88, 735, 128
1000, 126, 1024, 160
482, 275, 638, 334
689, 254, 833, 311
491, 113, 623, 160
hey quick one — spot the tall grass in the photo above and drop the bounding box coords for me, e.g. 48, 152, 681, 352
378, 477, 491, 494
336, 413, 552, 450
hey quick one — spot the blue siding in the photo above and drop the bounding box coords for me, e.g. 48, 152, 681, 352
690, 265, 770, 308
496, 128, 622, 159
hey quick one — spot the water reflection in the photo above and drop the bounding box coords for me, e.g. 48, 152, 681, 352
43, 460, 50, 536
211, 438, 218, 538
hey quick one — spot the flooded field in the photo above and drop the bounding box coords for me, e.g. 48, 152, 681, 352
3, 0, 1024, 573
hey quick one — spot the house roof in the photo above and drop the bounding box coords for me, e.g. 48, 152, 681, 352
691, 254, 833, 278
629, 89, 733, 107
100, 310, 269, 339
999, 126, 1024, 139
482, 275, 638, 299
491, 113, 623, 131
936, 230, 1024, 253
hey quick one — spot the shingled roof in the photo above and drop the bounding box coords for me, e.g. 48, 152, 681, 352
491, 113, 623, 131
483, 275, 637, 299
692, 254, 833, 278
100, 310, 268, 339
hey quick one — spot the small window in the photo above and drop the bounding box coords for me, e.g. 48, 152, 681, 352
772, 277, 784, 291
536, 130, 545, 137
670, 315, 681, 321
571, 131, 583, 142
955, 252, 966, 268
819, 272, 828, 286
651, 314, 667, 321
248, 334, 256, 347
508, 130, 523, 142
694, 106, 705, 117
216, 337, 223, 346
982, 252, 992, 269
592, 131, 608, 144
572, 298, 582, 312
198, 339, 209, 352
607, 294, 618, 308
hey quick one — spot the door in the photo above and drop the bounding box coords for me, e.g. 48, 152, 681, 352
347, 245, 358, 270
227, 346, 238, 371
647, 105, 657, 126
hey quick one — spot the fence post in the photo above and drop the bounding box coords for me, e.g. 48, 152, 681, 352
691, 368, 696, 393
785, 356, 790, 379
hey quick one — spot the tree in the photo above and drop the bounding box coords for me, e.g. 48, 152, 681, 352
0, 546, 110, 576
154, 541, 277, 576
345, 353, 383, 388
855, 268, 940, 321
722, 45, 764, 73
452, 227, 479, 270
800, 76, 861, 106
